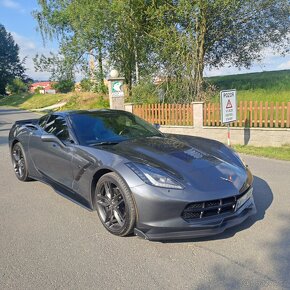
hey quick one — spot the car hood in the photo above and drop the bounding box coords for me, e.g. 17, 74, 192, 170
100, 136, 249, 194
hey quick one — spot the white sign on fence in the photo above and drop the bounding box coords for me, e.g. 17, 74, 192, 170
220, 89, 237, 123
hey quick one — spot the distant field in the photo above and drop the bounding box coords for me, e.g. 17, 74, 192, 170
208, 70, 290, 103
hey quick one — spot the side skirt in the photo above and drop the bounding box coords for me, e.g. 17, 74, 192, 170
30, 173, 94, 212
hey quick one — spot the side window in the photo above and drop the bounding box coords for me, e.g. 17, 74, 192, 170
44, 115, 70, 141
38, 115, 49, 128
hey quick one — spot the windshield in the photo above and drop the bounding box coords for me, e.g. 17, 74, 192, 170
70, 111, 163, 146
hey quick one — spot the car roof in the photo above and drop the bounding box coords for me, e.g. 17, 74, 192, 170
53, 109, 131, 117
52, 109, 129, 116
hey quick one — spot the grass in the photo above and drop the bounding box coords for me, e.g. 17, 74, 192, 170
208, 69, 290, 103
0, 92, 109, 111
233, 144, 290, 161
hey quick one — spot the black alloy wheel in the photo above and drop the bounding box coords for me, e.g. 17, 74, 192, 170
95, 172, 136, 236
12, 142, 31, 181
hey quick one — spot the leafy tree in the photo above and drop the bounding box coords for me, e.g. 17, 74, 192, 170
33, 52, 74, 82
52, 80, 75, 93
33, 0, 110, 90
0, 24, 25, 95
33, 0, 290, 102
6, 78, 28, 94
147, 0, 290, 101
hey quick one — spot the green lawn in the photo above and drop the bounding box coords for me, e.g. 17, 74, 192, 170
233, 145, 290, 161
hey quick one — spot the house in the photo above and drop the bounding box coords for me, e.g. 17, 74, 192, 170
29, 82, 56, 94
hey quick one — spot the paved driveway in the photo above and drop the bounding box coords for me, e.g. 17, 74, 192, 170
0, 107, 289, 289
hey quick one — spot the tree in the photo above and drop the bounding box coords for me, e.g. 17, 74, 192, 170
0, 24, 25, 95
147, 0, 290, 101
33, 52, 74, 82
6, 78, 28, 94
33, 1, 290, 102
33, 0, 154, 93
52, 80, 75, 93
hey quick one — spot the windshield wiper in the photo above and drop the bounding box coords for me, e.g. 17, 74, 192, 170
89, 141, 120, 147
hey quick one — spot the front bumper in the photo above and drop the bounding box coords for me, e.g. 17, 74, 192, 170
132, 185, 256, 241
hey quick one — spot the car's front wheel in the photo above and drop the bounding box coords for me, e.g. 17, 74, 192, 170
95, 172, 136, 236
11, 142, 32, 181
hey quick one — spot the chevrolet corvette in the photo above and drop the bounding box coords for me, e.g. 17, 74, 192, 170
9, 110, 256, 240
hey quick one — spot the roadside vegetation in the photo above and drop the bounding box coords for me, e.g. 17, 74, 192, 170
233, 144, 290, 161
0, 92, 109, 111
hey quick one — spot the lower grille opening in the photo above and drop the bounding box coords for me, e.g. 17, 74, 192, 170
182, 191, 246, 221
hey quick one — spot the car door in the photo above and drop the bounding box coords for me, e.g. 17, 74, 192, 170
29, 114, 74, 189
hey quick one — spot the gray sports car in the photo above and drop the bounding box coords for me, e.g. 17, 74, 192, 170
9, 110, 256, 240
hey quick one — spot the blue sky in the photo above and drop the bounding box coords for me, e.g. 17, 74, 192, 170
1, 0, 290, 81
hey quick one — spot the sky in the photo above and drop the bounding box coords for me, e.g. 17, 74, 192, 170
1, 0, 290, 81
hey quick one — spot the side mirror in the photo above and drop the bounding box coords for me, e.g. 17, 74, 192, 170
41, 134, 65, 148
153, 123, 161, 130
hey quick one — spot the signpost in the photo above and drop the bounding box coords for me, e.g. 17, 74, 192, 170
220, 90, 237, 146
107, 70, 125, 110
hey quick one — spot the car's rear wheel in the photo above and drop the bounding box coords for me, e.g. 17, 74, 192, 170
12, 142, 32, 181
95, 172, 136, 236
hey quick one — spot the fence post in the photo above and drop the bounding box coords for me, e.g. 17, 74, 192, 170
124, 103, 133, 113
192, 102, 204, 128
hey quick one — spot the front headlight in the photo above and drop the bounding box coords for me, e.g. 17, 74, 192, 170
126, 162, 184, 189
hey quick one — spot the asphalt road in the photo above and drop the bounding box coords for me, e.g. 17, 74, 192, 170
1, 107, 290, 290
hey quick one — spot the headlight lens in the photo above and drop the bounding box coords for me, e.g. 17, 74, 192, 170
126, 162, 184, 189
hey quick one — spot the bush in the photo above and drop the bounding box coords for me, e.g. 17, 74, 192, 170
6, 78, 28, 94
130, 82, 159, 104
53, 79, 75, 93
34, 86, 44, 94
80, 78, 93, 92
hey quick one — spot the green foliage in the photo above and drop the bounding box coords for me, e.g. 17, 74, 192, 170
53, 80, 75, 93
33, 0, 290, 103
34, 86, 44, 94
130, 82, 159, 104
80, 78, 93, 92
33, 53, 75, 82
6, 78, 28, 94
0, 24, 25, 95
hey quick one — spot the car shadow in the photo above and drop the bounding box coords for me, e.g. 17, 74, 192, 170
162, 175, 273, 244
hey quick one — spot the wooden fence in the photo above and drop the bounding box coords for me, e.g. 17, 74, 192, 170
132, 101, 290, 128
204, 101, 290, 128
133, 103, 193, 126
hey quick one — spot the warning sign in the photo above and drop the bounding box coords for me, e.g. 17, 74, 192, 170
220, 90, 237, 123
226, 99, 233, 109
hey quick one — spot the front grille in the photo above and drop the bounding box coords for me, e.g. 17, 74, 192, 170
182, 192, 245, 221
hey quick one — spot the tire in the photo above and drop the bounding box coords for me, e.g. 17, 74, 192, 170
94, 172, 136, 237
11, 142, 32, 182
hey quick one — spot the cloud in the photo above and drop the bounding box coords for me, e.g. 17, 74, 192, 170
10, 31, 53, 80
0, 0, 25, 13
204, 47, 290, 77
278, 61, 290, 70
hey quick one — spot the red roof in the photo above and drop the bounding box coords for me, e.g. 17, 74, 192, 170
30, 82, 55, 92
